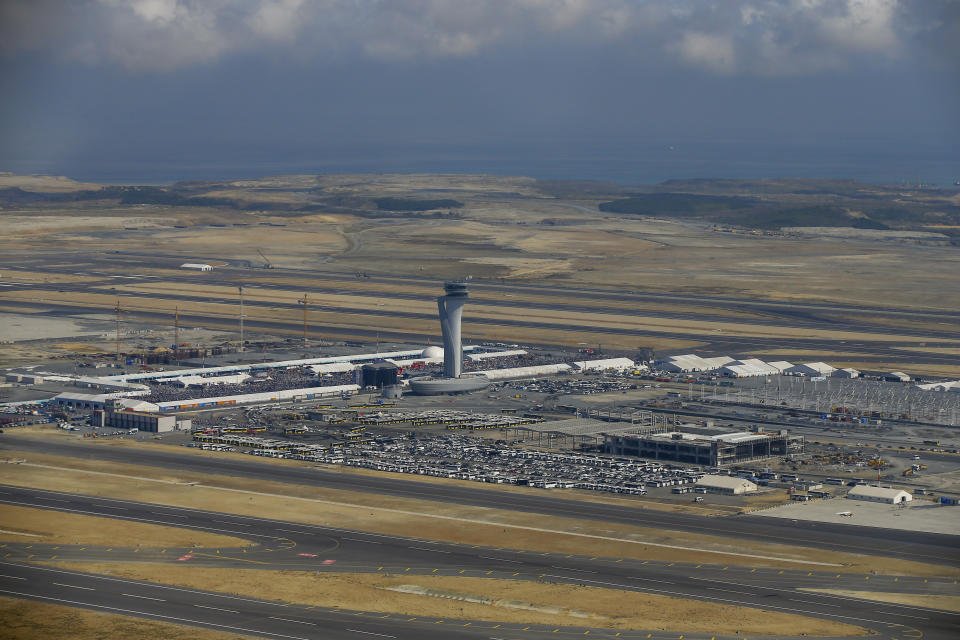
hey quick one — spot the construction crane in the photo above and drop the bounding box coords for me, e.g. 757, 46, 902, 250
257, 249, 273, 269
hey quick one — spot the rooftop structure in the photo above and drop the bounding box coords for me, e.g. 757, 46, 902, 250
605, 429, 801, 466
180, 263, 213, 271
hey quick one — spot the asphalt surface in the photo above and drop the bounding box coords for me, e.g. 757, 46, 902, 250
4, 438, 958, 567
2, 484, 958, 640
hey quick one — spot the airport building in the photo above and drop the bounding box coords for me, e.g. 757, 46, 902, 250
847, 485, 912, 504
92, 408, 189, 433
604, 430, 801, 466
180, 263, 213, 271
696, 475, 758, 495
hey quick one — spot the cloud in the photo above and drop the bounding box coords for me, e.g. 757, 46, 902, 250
0, 0, 953, 75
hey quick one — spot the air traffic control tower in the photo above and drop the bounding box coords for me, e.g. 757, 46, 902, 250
409, 280, 490, 395
438, 280, 469, 378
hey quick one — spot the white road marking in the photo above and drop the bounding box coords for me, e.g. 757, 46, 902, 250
194, 604, 239, 613
276, 529, 313, 535
708, 587, 756, 596
0, 575, 26, 580
269, 617, 316, 625
884, 612, 928, 620
790, 598, 840, 607
342, 537, 381, 545
53, 583, 95, 590
157, 513, 187, 518
214, 520, 249, 526
0, 588, 310, 640
345, 630, 396, 638
409, 547, 450, 554
628, 576, 674, 584
690, 576, 960, 614
544, 574, 893, 625
479, 556, 521, 563
551, 566, 596, 573
122, 593, 165, 601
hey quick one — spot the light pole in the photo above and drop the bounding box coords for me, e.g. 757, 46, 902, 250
298, 293, 309, 347
238, 286, 245, 352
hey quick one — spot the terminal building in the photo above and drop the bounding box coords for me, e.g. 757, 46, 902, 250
604, 430, 802, 466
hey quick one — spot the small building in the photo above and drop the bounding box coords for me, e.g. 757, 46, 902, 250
180, 263, 213, 271
847, 485, 911, 504
784, 362, 837, 377
696, 475, 758, 495
833, 368, 860, 379
93, 409, 182, 433
884, 371, 911, 383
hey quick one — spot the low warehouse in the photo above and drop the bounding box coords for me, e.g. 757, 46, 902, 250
696, 475, 758, 495
847, 485, 912, 504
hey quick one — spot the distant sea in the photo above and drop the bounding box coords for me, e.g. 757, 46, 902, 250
10, 140, 959, 188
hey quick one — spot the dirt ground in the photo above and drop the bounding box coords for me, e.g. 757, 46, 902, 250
47, 563, 868, 636
2, 444, 954, 577
0, 504, 251, 548
0, 596, 253, 640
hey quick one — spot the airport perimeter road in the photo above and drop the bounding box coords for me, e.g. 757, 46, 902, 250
4, 438, 958, 565
2, 485, 958, 639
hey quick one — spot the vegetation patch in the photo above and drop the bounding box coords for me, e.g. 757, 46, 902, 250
598, 193, 757, 216
374, 197, 464, 211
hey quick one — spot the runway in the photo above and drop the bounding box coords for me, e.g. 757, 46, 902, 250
2, 484, 958, 639
4, 438, 957, 566
3, 257, 959, 364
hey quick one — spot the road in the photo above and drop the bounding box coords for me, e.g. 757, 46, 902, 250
1, 484, 958, 640
3, 438, 958, 566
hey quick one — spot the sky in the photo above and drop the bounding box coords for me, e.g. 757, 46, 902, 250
1, 0, 958, 185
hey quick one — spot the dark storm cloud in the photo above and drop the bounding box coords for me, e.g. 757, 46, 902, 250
1, 1, 955, 75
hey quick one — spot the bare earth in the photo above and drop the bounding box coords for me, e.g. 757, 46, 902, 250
0, 596, 252, 640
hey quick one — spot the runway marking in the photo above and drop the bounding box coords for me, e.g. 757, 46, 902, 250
0, 588, 312, 640
480, 556, 521, 563
157, 513, 186, 518
215, 520, 249, 526
551, 566, 596, 573
883, 612, 928, 620
53, 583, 95, 590
269, 616, 316, 626
122, 593, 165, 601
708, 587, 756, 596
195, 604, 238, 613
1, 476, 842, 565
628, 577, 674, 584
789, 598, 840, 607
343, 537, 381, 544
276, 529, 313, 535
0, 574, 26, 580
409, 546, 450, 553
693, 577, 960, 614
345, 629, 395, 638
